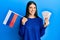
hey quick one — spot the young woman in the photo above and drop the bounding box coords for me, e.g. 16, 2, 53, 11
19, 1, 49, 40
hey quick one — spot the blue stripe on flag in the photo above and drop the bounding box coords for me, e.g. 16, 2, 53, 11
6, 12, 14, 25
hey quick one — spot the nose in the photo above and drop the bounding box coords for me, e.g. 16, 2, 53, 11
32, 8, 34, 11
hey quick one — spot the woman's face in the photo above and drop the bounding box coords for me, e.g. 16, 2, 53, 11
28, 3, 36, 16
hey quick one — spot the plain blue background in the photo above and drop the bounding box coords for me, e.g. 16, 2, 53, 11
0, 0, 60, 40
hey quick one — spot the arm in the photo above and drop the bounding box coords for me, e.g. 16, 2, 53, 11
40, 18, 49, 37
19, 17, 28, 37
19, 18, 25, 37
40, 19, 46, 37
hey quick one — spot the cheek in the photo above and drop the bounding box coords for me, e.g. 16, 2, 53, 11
29, 8, 32, 12
33, 9, 36, 13
34, 9, 36, 12
29, 8, 32, 13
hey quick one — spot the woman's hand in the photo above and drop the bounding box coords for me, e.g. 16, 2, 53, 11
22, 17, 28, 25
44, 18, 49, 27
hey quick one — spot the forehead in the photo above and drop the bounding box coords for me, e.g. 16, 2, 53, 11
29, 3, 36, 7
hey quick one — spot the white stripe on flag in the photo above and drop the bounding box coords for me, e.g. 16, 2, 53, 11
3, 10, 12, 25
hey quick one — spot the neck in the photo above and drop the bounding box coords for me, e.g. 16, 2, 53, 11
28, 15, 36, 18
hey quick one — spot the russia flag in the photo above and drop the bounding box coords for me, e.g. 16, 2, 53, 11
3, 10, 20, 28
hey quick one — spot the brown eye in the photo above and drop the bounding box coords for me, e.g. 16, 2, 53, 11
29, 7, 32, 9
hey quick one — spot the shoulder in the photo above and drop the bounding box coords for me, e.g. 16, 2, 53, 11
38, 17, 43, 21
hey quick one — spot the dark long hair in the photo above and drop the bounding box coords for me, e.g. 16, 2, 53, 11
24, 1, 39, 18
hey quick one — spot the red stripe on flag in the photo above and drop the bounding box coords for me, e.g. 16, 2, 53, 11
9, 14, 18, 27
